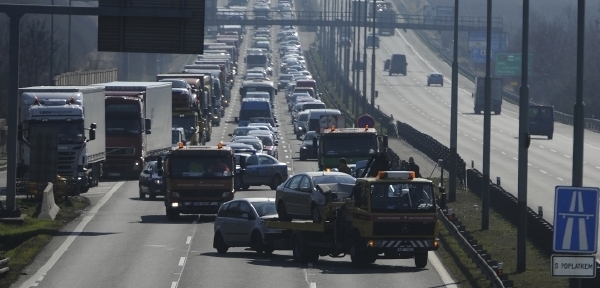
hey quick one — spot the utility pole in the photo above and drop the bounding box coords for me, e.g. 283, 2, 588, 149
355, 0, 362, 115
370, 0, 376, 114
49, 0, 54, 84
351, 0, 357, 113
362, 0, 367, 111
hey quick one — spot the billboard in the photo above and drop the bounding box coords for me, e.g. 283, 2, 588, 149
469, 31, 508, 63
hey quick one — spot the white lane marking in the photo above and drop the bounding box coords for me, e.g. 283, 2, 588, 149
563, 154, 570, 158
539, 145, 545, 148
186, 236, 192, 245
173, 217, 199, 287
178, 257, 186, 266
20, 181, 125, 288
540, 170, 547, 174
430, 252, 458, 288
596, 166, 600, 169
557, 177, 564, 181
501, 152, 506, 155
550, 149, 557, 153
512, 157, 518, 161
171, 282, 178, 288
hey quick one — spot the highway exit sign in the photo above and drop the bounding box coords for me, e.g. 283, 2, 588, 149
495, 53, 532, 76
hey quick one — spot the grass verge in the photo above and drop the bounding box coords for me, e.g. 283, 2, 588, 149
430, 178, 569, 288
0, 197, 89, 288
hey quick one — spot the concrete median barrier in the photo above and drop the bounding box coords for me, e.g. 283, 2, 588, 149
37, 183, 60, 221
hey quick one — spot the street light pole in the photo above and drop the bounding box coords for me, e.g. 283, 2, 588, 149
49, 0, 54, 84
362, 0, 367, 111
355, 0, 362, 115
516, 0, 530, 273
449, 0, 459, 203
370, 0, 376, 114
481, 0, 492, 230
351, 0, 357, 113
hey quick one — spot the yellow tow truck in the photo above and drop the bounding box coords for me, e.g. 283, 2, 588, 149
266, 167, 445, 268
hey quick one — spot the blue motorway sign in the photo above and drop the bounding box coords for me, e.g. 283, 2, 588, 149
471, 48, 496, 63
553, 186, 600, 253
356, 114, 375, 128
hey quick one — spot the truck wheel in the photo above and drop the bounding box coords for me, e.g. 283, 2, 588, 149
548, 134, 553, 140
251, 231, 265, 254
292, 234, 306, 262
213, 232, 229, 254
350, 238, 365, 267
139, 186, 146, 199
311, 204, 322, 223
166, 209, 179, 221
269, 175, 282, 190
414, 251, 428, 268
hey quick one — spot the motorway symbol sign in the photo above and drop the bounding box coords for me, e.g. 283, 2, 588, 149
552, 255, 596, 278
553, 186, 600, 253
356, 114, 375, 128
471, 48, 495, 63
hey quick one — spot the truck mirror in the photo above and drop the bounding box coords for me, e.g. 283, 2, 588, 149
182, 140, 187, 146
145, 119, 152, 134
228, 133, 233, 137
471, 93, 474, 98
90, 123, 97, 129
382, 135, 388, 148
18, 124, 30, 146
89, 129, 96, 141
234, 117, 239, 123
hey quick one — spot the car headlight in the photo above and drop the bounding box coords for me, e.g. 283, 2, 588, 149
301, 146, 307, 150
298, 127, 303, 131
153, 179, 162, 184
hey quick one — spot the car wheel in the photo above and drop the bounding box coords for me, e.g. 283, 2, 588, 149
139, 186, 146, 199
166, 209, 179, 221
311, 204, 322, 223
300, 154, 306, 161
277, 201, 291, 221
270, 175, 282, 190
149, 191, 156, 200
213, 232, 229, 254
251, 231, 264, 254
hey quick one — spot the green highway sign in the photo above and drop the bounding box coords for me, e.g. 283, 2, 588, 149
495, 53, 532, 76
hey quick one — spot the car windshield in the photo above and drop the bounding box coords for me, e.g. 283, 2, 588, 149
236, 140, 263, 151
256, 135, 274, 146
312, 175, 356, 185
160, 79, 187, 88
252, 201, 278, 217
169, 156, 232, 178
370, 183, 435, 212
233, 128, 258, 136
322, 135, 378, 155
304, 133, 318, 140
298, 113, 309, 121
172, 131, 181, 144
279, 75, 294, 81
106, 119, 142, 135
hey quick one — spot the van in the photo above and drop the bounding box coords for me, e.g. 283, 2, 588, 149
366, 34, 380, 48
389, 54, 407, 75
307, 109, 342, 133
236, 98, 273, 127
529, 105, 554, 139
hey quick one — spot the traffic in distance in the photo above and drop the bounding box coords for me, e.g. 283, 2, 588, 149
5, 0, 577, 287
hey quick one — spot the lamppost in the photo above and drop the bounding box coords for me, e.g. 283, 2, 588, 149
351, 0, 357, 112
361, 0, 367, 111
355, 0, 362, 115
67, 0, 98, 72
449, 0, 459, 202
50, 0, 54, 84
369, 0, 376, 114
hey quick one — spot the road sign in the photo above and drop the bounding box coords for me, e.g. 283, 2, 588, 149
435, 6, 454, 17
468, 31, 508, 55
495, 53, 532, 76
553, 186, 600, 253
471, 48, 496, 63
319, 115, 345, 129
552, 255, 596, 278
356, 114, 375, 128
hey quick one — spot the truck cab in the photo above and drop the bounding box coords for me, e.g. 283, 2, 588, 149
158, 143, 236, 220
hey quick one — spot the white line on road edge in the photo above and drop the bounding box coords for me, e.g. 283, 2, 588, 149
429, 253, 458, 288
303, 268, 316, 288
186, 236, 192, 245
171, 281, 177, 288
20, 181, 125, 288
178, 257, 186, 266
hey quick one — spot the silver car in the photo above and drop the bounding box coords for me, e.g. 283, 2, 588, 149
213, 198, 281, 255
275, 172, 356, 223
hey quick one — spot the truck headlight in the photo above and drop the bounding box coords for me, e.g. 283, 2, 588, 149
171, 202, 179, 207
153, 179, 162, 184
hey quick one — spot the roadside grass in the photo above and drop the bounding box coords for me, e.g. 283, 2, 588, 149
0, 197, 89, 288
430, 178, 569, 288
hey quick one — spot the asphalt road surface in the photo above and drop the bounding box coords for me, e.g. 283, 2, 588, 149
10, 2, 456, 288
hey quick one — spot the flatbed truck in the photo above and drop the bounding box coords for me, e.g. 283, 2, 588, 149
265, 170, 442, 268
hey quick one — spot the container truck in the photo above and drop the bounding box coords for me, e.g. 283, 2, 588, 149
472, 77, 503, 115
17, 86, 105, 195
93, 82, 172, 179
156, 74, 212, 145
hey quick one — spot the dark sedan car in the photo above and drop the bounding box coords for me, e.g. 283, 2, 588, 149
235, 153, 289, 190
139, 161, 163, 199
427, 72, 444, 86
299, 131, 319, 161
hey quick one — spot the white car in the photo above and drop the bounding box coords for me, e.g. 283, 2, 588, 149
213, 198, 281, 254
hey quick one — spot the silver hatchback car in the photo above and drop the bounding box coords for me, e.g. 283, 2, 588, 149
213, 198, 281, 255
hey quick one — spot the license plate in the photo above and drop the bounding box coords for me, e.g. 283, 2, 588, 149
185, 202, 209, 206
108, 173, 120, 176
397, 247, 414, 252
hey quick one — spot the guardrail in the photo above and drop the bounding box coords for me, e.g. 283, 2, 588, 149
0, 257, 9, 279
53, 68, 118, 86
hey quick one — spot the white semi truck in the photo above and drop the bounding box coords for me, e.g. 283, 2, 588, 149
17, 86, 106, 195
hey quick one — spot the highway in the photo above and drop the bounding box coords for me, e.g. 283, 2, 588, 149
9, 1, 455, 287
331, 1, 600, 256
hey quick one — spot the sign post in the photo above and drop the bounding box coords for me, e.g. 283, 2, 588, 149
356, 114, 375, 128
552, 186, 600, 279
